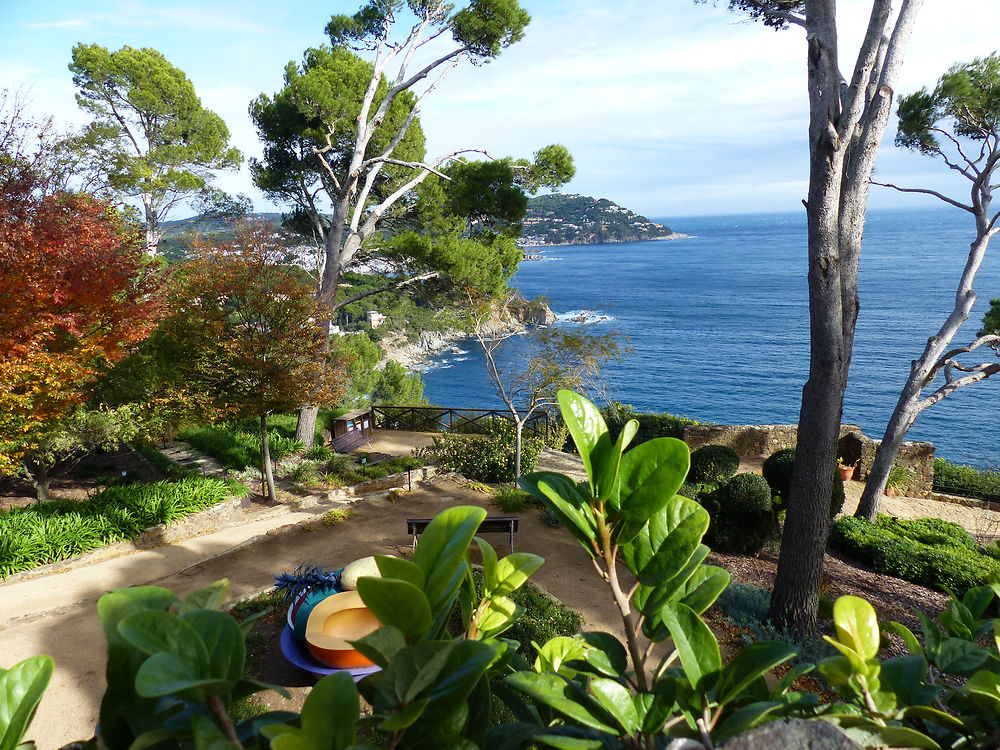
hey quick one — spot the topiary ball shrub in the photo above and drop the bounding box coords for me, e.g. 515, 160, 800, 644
704, 473, 777, 555
689, 445, 740, 484
762, 448, 796, 500
763, 447, 844, 518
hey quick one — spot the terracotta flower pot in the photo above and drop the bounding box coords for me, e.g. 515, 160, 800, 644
837, 465, 855, 482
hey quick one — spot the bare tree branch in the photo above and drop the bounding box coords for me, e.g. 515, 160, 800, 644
869, 180, 973, 212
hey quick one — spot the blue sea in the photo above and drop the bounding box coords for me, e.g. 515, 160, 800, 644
421, 208, 1000, 466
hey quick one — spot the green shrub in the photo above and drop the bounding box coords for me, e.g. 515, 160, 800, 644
762, 448, 796, 499
703, 473, 777, 555
602, 402, 704, 445
289, 461, 324, 486
304, 445, 334, 461
887, 516, 977, 551
504, 580, 582, 660
831, 515, 1000, 597
417, 419, 544, 483
763, 448, 843, 517
933, 458, 1000, 502
492, 485, 538, 513
689, 445, 740, 484
0, 476, 246, 576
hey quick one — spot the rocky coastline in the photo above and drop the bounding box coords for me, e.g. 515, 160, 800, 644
378, 295, 557, 372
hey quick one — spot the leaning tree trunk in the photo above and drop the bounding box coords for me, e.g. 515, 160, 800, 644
296, 405, 320, 447
260, 415, 278, 503
856, 225, 994, 520
29, 463, 51, 502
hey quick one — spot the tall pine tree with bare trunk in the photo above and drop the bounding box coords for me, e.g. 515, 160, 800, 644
856, 55, 1000, 520
716, 0, 923, 633
250, 1, 573, 446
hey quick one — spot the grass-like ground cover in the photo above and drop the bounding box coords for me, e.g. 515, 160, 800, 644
0, 475, 247, 577
176, 411, 348, 471
933, 458, 1000, 503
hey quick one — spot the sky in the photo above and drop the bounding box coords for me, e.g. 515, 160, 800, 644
1, 0, 997, 221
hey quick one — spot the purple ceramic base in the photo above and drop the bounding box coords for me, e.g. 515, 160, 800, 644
278, 625, 381, 681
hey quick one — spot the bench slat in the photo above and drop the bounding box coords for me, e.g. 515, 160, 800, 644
406, 516, 519, 553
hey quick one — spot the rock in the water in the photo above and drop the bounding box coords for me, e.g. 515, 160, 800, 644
722, 719, 862, 750
340, 555, 390, 590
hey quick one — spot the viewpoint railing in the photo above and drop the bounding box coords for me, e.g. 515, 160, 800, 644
372, 406, 549, 439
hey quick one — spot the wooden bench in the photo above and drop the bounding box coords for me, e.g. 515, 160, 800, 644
406, 515, 519, 554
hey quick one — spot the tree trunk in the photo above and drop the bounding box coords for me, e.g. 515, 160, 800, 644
514, 419, 524, 479
260, 414, 278, 503
31, 464, 51, 502
857, 223, 993, 520
296, 405, 319, 447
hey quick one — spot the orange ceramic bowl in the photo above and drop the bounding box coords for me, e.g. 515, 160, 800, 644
304, 590, 381, 668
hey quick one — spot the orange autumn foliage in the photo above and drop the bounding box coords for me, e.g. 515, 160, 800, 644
0, 192, 164, 470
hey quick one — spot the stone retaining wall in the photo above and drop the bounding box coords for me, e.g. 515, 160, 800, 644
683, 423, 936, 498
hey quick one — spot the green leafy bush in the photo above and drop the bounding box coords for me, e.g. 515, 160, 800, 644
831, 515, 1000, 597
933, 457, 1000, 502
703, 473, 777, 554
763, 447, 844, 517
417, 419, 543, 482
0, 476, 246, 576
762, 448, 796, 498
601, 401, 704, 444
688, 444, 740, 484
492, 485, 539, 513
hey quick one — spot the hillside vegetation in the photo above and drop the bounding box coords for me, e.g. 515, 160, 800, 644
521, 193, 677, 245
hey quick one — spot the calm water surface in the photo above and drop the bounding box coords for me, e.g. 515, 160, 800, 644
422, 208, 1000, 466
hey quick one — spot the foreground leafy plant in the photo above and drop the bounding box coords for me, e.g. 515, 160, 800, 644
0, 655, 53, 750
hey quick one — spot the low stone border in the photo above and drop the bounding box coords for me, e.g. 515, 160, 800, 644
0, 466, 441, 585
929, 490, 999, 512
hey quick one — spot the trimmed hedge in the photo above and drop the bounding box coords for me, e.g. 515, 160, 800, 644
689, 445, 740, 484
763, 447, 844, 518
933, 458, 1000, 503
703, 473, 777, 555
831, 515, 1000, 597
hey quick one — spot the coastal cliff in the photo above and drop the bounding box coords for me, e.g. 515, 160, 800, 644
379, 294, 556, 372
520, 193, 684, 246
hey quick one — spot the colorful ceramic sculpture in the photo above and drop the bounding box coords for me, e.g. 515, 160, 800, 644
304, 590, 382, 668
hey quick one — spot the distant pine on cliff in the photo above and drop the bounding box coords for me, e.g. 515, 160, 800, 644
520, 194, 676, 246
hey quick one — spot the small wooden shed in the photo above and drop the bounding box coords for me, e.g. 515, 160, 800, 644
330, 409, 373, 453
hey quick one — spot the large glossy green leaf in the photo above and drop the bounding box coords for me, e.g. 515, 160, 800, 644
375, 556, 425, 590
351, 626, 407, 668
712, 700, 787, 744
133, 652, 226, 697
532, 636, 590, 675
716, 641, 797, 704
880, 655, 935, 707
179, 579, 229, 614
477, 596, 519, 637
475, 538, 499, 593
519, 473, 597, 553
413, 506, 486, 613
422, 641, 497, 720
621, 497, 708, 585
589, 678, 639, 733
506, 673, 617, 734
180, 610, 245, 686
593, 418, 638, 509
675, 565, 730, 616
272, 672, 359, 750
962, 586, 995, 620
191, 713, 229, 750
490, 553, 544, 598
357, 577, 431, 639
0, 655, 54, 750
885, 621, 924, 658
618, 437, 690, 526
662, 603, 721, 691
936, 638, 989, 674
831, 596, 880, 661
578, 632, 628, 679
557, 390, 609, 487
835, 719, 942, 750
634, 544, 710, 617
117, 610, 209, 673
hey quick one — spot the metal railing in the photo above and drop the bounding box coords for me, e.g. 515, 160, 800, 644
372, 406, 549, 439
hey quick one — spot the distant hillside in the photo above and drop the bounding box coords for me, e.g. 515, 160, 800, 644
520, 194, 678, 246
